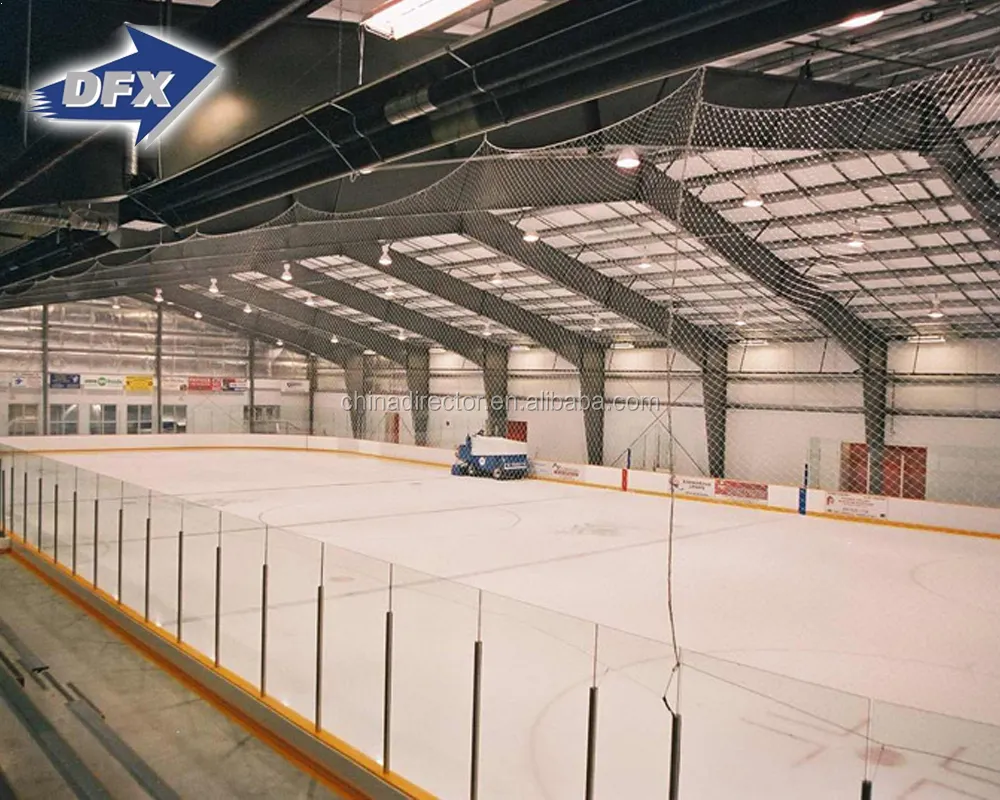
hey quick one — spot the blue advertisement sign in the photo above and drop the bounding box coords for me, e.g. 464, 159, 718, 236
49, 373, 81, 389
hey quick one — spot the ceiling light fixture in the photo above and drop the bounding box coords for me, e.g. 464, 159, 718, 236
611, 342, 635, 350
111, 299, 121, 310
510, 344, 531, 352
909, 334, 945, 344
522, 230, 540, 243
363, 0, 483, 40
839, 10, 884, 29
743, 339, 769, 347
385, 286, 395, 299
281, 263, 293, 282
847, 231, 865, 249
928, 296, 945, 319
616, 147, 641, 170
379, 243, 393, 266
330, 335, 339, 344
397, 329, 407, 341
491, 273, 503, 286
194, 311, 203, 320
742, 191, 764, 209
243, 303, 252, 314
305, 295, 315, 307
359, 166, 374, 175
154, 288, 164, 303
276, 339, 284, 347
735, 309, 747, 327
209, 277, 219, 294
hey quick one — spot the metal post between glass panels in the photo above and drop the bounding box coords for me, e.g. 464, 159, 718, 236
584, 624, 599, 800
71, 483, 78, 576
143, 513, 151, 621
214, 544, 222, 667
22, 472, 27, 542
470, 590, 483, 800
116, 506, 124, 604
1, 465, 6, 535
176, 524, 184, 643
92, 498, 99, 589
36, 474, 42, 550
53, 483, 59, 564
314, 543, 325, 733
383, 564, 394, 774
668, 662, 683, 800
260, 527, 269, 698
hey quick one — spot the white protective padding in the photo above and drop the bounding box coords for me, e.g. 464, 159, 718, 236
469, 436, 528, 457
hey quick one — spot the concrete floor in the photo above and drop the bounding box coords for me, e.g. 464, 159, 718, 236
0, 552, 346, 800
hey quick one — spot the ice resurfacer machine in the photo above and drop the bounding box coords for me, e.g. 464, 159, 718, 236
452, 435, 529, 480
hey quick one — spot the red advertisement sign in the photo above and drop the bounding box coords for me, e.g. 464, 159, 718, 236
714, 479, 769, 503
186, 376, 219, 391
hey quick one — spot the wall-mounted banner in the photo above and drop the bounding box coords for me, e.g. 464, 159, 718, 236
30, 25, 221, 146
669, 475, 716, 499
82, 374, 125, 391
714, 478, 769, 504
125, 375, 155, 392
281, 380, 309, 394
161, 377, 187, 392
9, 375, 41, 390
49, 372, 82, 389
823, 492, 888, 519
221, 378, 247, 393
185, 376, 219, 392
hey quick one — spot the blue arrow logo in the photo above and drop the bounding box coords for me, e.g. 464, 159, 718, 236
31, 25, 221, 146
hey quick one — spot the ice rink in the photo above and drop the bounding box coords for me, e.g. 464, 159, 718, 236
30, 448, 1000, 799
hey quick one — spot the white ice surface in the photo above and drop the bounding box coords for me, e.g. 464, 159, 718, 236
42, 450, 1000, 799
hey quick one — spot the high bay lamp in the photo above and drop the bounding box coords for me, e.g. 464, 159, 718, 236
363, 0, 486, 40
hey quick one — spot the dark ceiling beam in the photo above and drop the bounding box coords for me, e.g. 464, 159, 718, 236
351, 240, 607, 464
269, 261, 502, 367
143, 285, 362, 367
213, 276, 420, 366
462, 210, 729, 476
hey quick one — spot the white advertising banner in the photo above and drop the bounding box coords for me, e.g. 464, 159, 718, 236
9, 375, 41, 390
82, 374, 125, 391
280, 380, 309, 394
669, 475, 716, 499
823, 492, 888, 519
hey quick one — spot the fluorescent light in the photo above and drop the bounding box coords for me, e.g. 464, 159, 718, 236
379, 243, 393, 266
611, 342, 635, 350
363, 0, 483, 40
363, 349, 377, 356
735, 318, 747, 327
616, 147, 641, 170
638, 260, 651, 270
429, 346, 446, 354
909, 335, 945, 344
839, 10, 884, 29
743, 339, 769, 347
510, 344, 531, 352
121, 219, 166, 232
359, 166, 374, 175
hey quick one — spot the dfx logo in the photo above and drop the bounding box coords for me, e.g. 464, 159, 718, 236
31, 24, 220, 145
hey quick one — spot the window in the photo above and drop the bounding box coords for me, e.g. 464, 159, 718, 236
49, 404, 79, 436
126, 405, 153, 435
8, 404, 39, 436
161, 404, 187, 433
243, 405, 282, 432
89, 404, 117, 436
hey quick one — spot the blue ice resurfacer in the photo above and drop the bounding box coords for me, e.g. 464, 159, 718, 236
451, 435, 529, 480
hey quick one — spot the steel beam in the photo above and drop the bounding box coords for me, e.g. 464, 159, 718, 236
354, 244, 607, 463
463, 212, 728, 476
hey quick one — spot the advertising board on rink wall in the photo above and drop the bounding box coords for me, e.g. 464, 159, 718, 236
714, 478, 769, 504
669, 476, 716, 498
824, 492, 888, 519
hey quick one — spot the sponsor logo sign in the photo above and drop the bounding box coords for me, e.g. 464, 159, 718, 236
221, 377, 247, 393
125, 375, 155, 392
824, 492, 888, 519
30, 25, 220, 145
10, 375, 40, 389
552, 463, 581, 479
82, 375, 125, 391
49, 372, 82, 389
281, 380, 309, 394
714, 478, 769, 503
186, 376, 219, 392
669, 475, 716, 498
